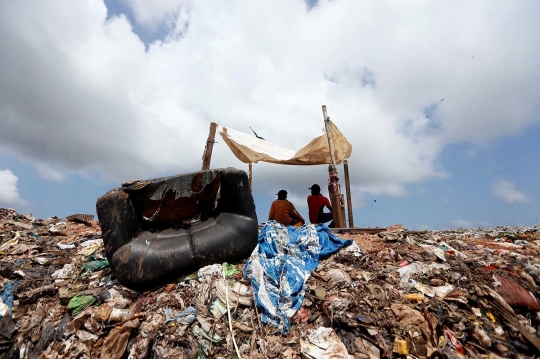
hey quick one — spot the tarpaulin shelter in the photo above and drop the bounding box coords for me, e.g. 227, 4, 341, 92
216, 121, 352, 166
200, 106, 355, 228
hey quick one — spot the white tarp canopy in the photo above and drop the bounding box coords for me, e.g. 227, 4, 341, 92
217, 121, 352, 165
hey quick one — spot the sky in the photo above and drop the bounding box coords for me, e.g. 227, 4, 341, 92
0, 0, 539, 230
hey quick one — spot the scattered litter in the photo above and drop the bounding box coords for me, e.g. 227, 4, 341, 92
164, 306, 196, 324
57, 243, 75, 250
300, 327, 352, 359
397, 262, 422, 283
223, 262, 240, 277
1, 207, 540, 358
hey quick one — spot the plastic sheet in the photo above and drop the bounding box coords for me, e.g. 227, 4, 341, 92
300, 327, 352, 359
244, 221, 352, 334
0, 280, 18, 319
67, 295, 99, 316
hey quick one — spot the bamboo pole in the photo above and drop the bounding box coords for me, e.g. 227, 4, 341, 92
343, 160, 354, 228
201, 122, 218, 171
322, 106, 347, 228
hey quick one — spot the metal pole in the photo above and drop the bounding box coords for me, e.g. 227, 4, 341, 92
249, 163, 253, 193
343, 160, 354, 228
201, 122, 218, 171
322, 105, 346, 228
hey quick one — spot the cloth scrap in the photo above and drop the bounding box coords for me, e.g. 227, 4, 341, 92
244, 221, 352, 334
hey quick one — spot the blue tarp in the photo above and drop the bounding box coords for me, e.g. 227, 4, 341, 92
244, 221, 352, 334
0, 280, 19, 320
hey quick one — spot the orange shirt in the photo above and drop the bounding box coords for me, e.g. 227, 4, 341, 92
268, 200, 305, 226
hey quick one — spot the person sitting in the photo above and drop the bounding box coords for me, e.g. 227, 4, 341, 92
307, 184, 334, 227
268, 190, 305, 227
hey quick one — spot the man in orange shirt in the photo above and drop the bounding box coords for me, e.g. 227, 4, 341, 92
307, 184, 334, 227
268, 190, 305, 227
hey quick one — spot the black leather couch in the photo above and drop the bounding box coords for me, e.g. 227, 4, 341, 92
96, 167, 258, 291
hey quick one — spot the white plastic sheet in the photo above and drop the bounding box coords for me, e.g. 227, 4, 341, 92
217, 121, 352, 165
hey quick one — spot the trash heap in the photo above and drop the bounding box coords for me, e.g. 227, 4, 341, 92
1, 208, 540, 359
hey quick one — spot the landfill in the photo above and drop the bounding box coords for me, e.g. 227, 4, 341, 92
1, 207, 540, 358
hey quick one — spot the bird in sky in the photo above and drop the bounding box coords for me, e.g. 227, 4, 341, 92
249, 126, 265, 140
471, 56, 475, 58
441, 99, 445, 102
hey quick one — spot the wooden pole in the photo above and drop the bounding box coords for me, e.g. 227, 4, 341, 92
343, 160, 354, 228
322, 106, 347, 228
323, 106, 338, 168
201, 122, 218, 171
249, 163, 253, 193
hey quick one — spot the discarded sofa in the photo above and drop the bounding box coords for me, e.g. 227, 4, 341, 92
96, 167, 258, 291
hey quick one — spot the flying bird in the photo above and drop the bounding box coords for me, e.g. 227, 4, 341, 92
441, 99, 445, 102
471, 56, 475, 58
249, 126, 265, 140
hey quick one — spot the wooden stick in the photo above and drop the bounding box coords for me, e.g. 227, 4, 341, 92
249, 163, 253, 193
223, 265, 242, 359
322, 106, 346, 228
322, 106, 337, 168
201, 122, 218, 171
343, 160, 354, 228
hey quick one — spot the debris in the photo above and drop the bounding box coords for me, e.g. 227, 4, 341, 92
0, 280, 18, 317
398, 262, 422, 283
324, 268, 352, 289
66, 214, 94, 223
67, 295, 99, 316
404, 292, 425, 302
223, 262, 240, 277
1, 207, 540, 358
215, 279, 252, 307
392, 338, 408, 355
164, 306, 196, 324
315, 286, 327, 299
210, 299, 227, 319
83, 257, 109, 272
300, 327, 352, 359
101, 318, 139, 359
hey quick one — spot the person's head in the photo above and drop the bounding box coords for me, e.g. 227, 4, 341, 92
276, 190, 287, 200
309, 184, 321, 195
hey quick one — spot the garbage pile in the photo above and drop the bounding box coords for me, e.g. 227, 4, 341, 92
1, 208, 540, 358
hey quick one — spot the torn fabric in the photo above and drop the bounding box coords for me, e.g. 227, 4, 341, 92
218, 121, 352, 165
244, 221, 352, 334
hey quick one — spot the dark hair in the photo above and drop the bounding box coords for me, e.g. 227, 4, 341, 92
309, 184, 321, 194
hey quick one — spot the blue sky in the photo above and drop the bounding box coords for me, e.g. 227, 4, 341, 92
0, 0, 539, 230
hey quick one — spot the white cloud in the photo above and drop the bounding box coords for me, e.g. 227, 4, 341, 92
34, 163, 67, 182
0, 0, 539, 200
492, 179, 532, 205
451, 219, 474, 228
0, 169, 27, 207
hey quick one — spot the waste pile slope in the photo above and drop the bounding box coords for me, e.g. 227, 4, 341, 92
1, 209, 539, 358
